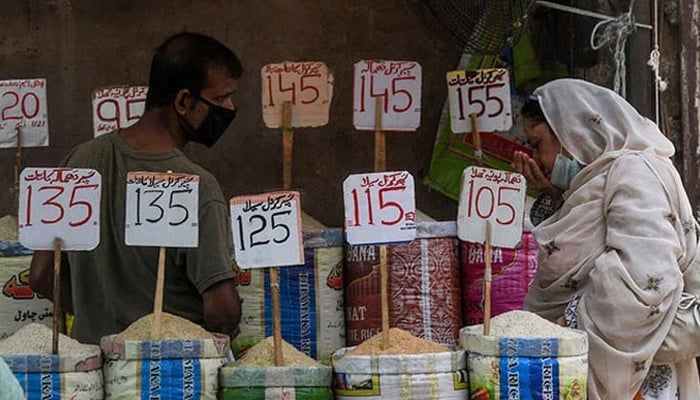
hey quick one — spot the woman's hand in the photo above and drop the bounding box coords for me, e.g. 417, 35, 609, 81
511, 151, 563, 199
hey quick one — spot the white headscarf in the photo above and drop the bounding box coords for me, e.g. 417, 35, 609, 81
524, 79, 699, 399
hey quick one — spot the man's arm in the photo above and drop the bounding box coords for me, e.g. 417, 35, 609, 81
202, 279, 241, 338
29, 251, 73, 314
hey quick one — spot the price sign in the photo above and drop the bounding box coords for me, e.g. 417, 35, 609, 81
125, 172, 199, 247
343, 171, 416, 245
261, 62, 332, 128
92, 86, 148, 137
353, 60, 422, 131
0, 79, 49, 148
457, 166, 526, 248
447, 68, 512, 133
18, 168, 101, 250
230, 191, 304, 268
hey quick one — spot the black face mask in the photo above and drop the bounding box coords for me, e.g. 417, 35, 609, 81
178, 95, 237, 147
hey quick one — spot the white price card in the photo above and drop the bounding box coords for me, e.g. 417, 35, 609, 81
125, 172, 199, 248
18, 168, 101, 250
447, 68, 512, 133
353, 60, 422, 131
0, 79, 49, 148
343, 171, 417, 245
230, 191, 304, 269
261, 62, 333, 128
92, 86, 148, 137
457, 166, 526, 248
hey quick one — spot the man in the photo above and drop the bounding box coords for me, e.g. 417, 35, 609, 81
29, 32, 242, 344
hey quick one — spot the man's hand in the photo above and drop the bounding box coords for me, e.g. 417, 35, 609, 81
511, 151, 563, 199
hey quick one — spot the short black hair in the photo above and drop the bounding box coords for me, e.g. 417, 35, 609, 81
145, 32, 243, 110
520, 97, 547, 124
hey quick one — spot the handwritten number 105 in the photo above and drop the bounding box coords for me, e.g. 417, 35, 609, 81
134, 188, 191, 226
236, 210, 291, 251
24, 184, 98, 227
466, 180, 519, 225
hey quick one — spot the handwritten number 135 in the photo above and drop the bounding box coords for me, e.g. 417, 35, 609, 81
133, 188, 191, 226
24, 185, 97, 227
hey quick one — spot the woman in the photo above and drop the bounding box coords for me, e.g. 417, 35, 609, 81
512, 78, 700, 399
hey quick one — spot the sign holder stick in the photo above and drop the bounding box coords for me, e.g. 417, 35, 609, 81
470, 113, 483, 166
483, 221, 492, 336
52, 237, 62, 355
373, 98, 391, 350
12, 126, 21, 215
151, 170, 173, 339
269, 101, 295, 366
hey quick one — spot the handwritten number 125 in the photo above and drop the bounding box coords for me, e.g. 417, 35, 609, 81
236, 210, 291, 251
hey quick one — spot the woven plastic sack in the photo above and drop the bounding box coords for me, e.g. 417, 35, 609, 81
219, 365, 333, 399
332, 348, 468, 399
3, 349, 103, 399
460, 325, 588, 399
101, 334, 229, 399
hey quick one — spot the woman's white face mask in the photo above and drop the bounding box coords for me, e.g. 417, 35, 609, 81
550, 149, 583, 190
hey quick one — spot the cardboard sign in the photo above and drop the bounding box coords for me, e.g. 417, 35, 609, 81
353, 60, 422, 131
230, 191, 304, 268
92, 86, 148, 137
18, 168, 101, 250
343, 171, 416, 245
0, 79, 49, 148
457, 166, 526, 248
261, 62, 333, 128
447, 68, 512, 133
124, 172, 199, 247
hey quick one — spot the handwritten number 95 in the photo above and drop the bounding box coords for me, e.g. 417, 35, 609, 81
133, 188, 191, 226
236, 210, 291, 251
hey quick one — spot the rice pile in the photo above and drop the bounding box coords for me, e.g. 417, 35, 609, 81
475, 310, 580, 338
347, 327, 450, 356
116, 312, 214, 340
231, 336, 322, 367
0, 215, 18, 241
0, 323, 96, 355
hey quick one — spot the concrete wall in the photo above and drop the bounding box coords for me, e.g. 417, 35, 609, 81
0, 0, 460, 226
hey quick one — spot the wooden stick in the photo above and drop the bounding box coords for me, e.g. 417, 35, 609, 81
374, 98, 386, 172
270, 267, 284, 366
52, 238, 61, 355
151, 245, 166, 339
380, 245, 390, 350
282, 101, 293, 190
483, 221, 492, 336
471, 113, 482, 166
13, 126, 21, 215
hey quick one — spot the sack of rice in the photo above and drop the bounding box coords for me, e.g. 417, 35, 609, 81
100, 312, 229, 400
461, 232, 538, 325
460, 310, 588, 400
0, 323, 103, 399
332, 328, 468, 400
0, 256, 55, 340
345, 220, 461, 346
232, 223, 345, 364
219, 336, 333, 399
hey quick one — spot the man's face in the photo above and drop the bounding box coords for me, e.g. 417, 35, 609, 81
187, 67, 238, 128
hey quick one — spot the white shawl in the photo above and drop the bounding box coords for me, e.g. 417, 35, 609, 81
523, 79, 700, 399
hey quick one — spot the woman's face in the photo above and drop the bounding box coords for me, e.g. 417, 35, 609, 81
523, 118, 561, 178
